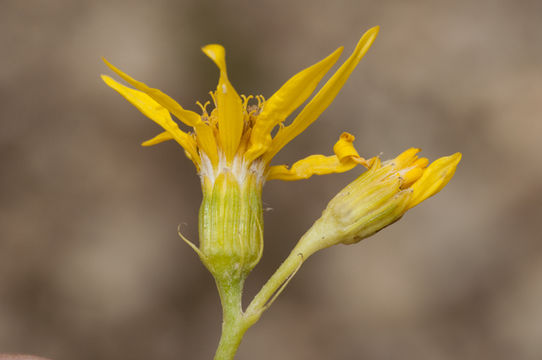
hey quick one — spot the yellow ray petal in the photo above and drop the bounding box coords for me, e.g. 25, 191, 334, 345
142, 131, 174, 146
168, 130, 201, 169
194, 122, 219, 165
400, 167, 424, 189
245, 46, 344, 162
391, 147, 421, 168
332, 132, 369, 166
408, 152, 462, 209
102, 61, 219, 166
102, 75, 200, 166
202, 44, 244, 162
102, 58, 201, 127
102, 74, 177, 130
266, 132, 367, 181
266, 155, 350, 181
263, 26, 380, 164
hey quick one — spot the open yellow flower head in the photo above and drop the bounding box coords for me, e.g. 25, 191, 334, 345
295, 149, 461, 257
102, 27, 379, 277
101, 27, 379, 185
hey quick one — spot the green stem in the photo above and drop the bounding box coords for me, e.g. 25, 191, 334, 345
212, 226, 323, 358
213, 276, 249, 360
245, 243, 307, 324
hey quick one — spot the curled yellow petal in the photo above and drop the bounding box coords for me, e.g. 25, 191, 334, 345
102, 75, 200, 166
408, 152, 462, 209
333, 132, 369, 166
263, 26, 379, 164
245, 46, 344, 162
266, 132, 367, 181
202, 44, 244, 162
142, 131, 174, 146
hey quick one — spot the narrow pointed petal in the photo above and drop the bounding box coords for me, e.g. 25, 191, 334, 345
194, 122, 219, 166
142, 131, 174, 146
202, 44, 244, 162
408, 152, 462, 209
245, 46, 344, 162
102, 62, 219, 166
102, 75, 200, 166
263, 26, 379, 164
102, 74, 177, 131
266, 132, 368, 181
102, 58, 202, 127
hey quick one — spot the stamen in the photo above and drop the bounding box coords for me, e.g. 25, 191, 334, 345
247, 105, 260, 115
243, 95, 264, 126
241, 95, 254, 113
209, 91, 217, 107
196, 100, 211, 117
256, 95, 265, 109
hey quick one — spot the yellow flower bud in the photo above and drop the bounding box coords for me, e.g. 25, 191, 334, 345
295, 149, 461, 257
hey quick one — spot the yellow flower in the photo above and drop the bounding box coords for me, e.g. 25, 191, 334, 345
294, 149, 462, 256
101, 27, 379, 185
101, 27, 384, 277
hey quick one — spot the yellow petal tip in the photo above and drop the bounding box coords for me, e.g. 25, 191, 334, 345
407, 151, 462, 209
101, 74, 118, 87
368, 25, 380, 35
202, 44, 227, 72
451, 152, 463, 162
100, 73, 123, 91
101, 57, 117, 72
354, 26, 380, 57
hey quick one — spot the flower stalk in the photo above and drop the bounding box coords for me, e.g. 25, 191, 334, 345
213, 276, 247, 360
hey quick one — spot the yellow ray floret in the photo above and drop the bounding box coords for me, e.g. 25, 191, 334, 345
102, 58, 219, 166
202, 44, 244, 162
244, 46, 344, 163
142, 131, 174, 146
101, 74, 200, 166
102, 58, 201, 127
266, 133, 369, 181
263, 26, 379, 164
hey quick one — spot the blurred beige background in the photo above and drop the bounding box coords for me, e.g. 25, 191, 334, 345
1, 0, 541, 359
